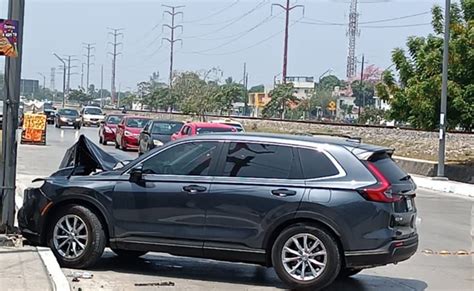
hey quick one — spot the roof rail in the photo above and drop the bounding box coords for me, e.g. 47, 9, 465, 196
305, 132, 362, 143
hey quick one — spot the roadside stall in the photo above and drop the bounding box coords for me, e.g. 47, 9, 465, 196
20, 101, 47, 145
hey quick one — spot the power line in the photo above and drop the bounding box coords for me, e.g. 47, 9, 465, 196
359, 11, 430, 24
108, 28, 124, 104
184, 0, 268, 39
361, 22, 431, 28
183, 0, 240, 24
184, 14, 278, 54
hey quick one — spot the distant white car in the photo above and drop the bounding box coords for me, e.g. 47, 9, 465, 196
211, 119, 245, 132
81, 106, 105, 127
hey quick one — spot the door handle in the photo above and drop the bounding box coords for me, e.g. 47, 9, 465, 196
183, 185, 207, 194
271, 189, 297, 197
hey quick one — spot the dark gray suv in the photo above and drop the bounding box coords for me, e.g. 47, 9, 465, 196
19, 133, 418, 290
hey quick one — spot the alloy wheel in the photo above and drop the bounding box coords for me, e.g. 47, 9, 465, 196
53, 214, 89, 259
281, 233, 327, 281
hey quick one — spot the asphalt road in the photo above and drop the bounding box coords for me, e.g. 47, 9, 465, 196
17, 126, 474, 291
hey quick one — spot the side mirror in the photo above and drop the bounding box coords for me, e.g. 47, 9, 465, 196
129, 165, 143, 183
100, 120, 105, 124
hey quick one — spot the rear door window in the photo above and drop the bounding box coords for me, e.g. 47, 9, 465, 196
369, 153, 409, 183
221, 142, 298, 179
298, 148, 340, 179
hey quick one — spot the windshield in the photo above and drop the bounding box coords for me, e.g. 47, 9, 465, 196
126, 118, 149, 128
106, 115, 123, 124
58, 109, 79, 116
196, 127, 235, 134
84, 108, 103, 115
224, 123, 244, 132
152, 122, 183, 135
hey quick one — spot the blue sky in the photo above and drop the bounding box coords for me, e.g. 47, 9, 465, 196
0, 0, 445, 91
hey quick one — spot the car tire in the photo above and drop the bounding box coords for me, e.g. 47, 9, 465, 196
47, 205, 106, 269
271, 224, 341, 290
338, 268, 363, 279
111, 249, 147, 259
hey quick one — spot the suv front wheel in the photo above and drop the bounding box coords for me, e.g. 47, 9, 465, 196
47, 205, 106, 269
271, 224, 341, 290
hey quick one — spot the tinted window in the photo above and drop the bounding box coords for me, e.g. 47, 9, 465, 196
142, 142, 218, 176
182, 126, 190, 135
126, 118, 149, 128
298, 148, 339, 179
58, 109, 79, 116
152, 122, 183, 135
197, 127, 235, 134
370, 153, 408, 183
84, 107, 103, 115
222, 143, 295, 179
106, 115, 122, 124
223, 123, 244, 132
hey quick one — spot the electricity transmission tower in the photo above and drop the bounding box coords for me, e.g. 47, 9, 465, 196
162, 5, 184, 87
108, 28, 124, 104
272, 0, 304, 84
346, 0, 360, 79
83, 42, 95, 90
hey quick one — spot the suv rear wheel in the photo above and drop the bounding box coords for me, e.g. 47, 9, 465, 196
47, 205, 106, 269
271, 224, 341, 290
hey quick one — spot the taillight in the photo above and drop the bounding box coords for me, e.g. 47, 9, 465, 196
359, 162, 401, 203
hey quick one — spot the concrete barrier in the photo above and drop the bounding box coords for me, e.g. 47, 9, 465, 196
394, 156, 474, 184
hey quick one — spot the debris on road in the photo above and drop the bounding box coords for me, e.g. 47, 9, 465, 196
134, 281, 175, 287
68, 271, 94, 282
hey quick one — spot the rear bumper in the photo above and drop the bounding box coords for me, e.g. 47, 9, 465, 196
344, 234, 418, 268
57, 120, 80, 127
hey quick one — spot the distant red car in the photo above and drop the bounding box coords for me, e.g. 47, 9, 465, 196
171, 122, 237, 141
99, 114, 124, 145
115, 116, 151, 150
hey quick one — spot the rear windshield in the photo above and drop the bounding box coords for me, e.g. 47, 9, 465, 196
84, 108, 103, 115
126, 118, 149, 128
152, 122, 183, 134
58, 109, 79, 116
106, 115, 123, 124
224, 123, 244, 132
369, 153, 409, 183
197, 127, 234, 134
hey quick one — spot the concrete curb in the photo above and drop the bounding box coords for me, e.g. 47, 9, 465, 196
37, 247, 71, 291
412, 175, 474, 199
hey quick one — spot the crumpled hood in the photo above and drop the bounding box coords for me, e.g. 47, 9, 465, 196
58, 134, 122, 176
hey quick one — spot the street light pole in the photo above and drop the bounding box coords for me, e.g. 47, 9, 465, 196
437, 0, 451, 177
1, 0, 25, 231
53, 53, 66, 108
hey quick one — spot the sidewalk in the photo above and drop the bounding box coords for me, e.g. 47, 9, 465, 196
0, 236, 70, 291
0, 245, 52, 291
411, 174, 474, 199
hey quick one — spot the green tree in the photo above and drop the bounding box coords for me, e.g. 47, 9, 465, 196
351, 80, 375, 107
68, 89, 90, 104
377, 1, 474, 131
262, 83, 298, 119
249, 84, 265, 93
318, 75, 343, 91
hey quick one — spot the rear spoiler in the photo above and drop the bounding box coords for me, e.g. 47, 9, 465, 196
350, 146, 394, 161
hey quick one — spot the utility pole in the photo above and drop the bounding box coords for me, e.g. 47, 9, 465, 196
272, 0, 304, 83
162, 5, 184, 88
37, 73, 46, 89
50, 67, 56, 103
100, 65, 104, 108
346, 0, 360, 78
53, 53, 67, 108
357, 54, 365, 123
437, 0, 451, 178
108, 28, 124, 105
1, 0, 25, 231
63, 55, 78, 98
81, 63, 84, 89
243, 62, 249, 116
83, 42, 95, 90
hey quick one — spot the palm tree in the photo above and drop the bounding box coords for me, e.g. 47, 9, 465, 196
263, 83, 298, 119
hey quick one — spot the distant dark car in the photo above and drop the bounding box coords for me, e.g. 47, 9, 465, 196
44, 109, 56, 125
18, 133, 418, 290
115, 116, 151, 151
138, 120, 184, 155
55, 108, 81, 129
99, 114, 124, 145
